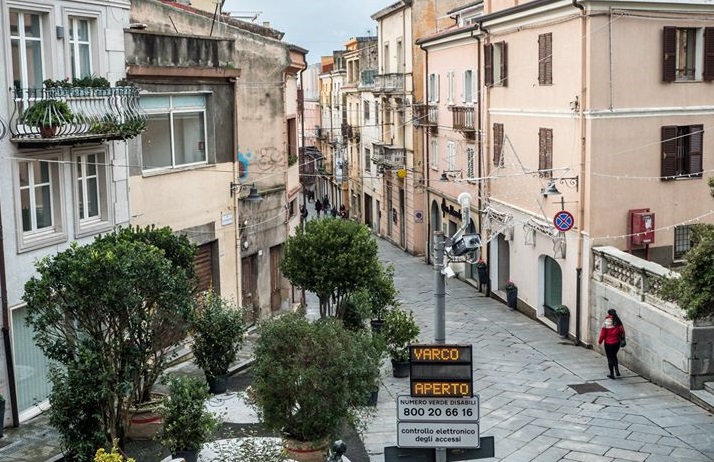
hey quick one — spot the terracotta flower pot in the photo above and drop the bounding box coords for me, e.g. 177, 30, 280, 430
282, 435, 330, 462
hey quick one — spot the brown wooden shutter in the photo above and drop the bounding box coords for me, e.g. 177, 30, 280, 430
195, 243, 214, 293
663, 27, 677, 82
538, 35, 546, 85
688, 125, 703, 175
484, 43, 493, 86
493, 123, 504, 166
501, 42, 508, 87
538, 128, 552, 177
704, 28, 714, 81
661, 125, 678, 179
544, 33, 552, 85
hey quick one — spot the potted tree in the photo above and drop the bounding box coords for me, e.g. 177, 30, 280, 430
191, 290, 246, 394
382, 307, 420, 378
21, 99, 73, 137
553, 305, 570, 338
158, 376, 218, 462
251, 313, 379, 462
505, 280, 518, 309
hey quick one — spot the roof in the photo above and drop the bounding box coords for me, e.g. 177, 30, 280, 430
447, 1, 484, 16
371, 0, 413, 21
416, 24, 479, 45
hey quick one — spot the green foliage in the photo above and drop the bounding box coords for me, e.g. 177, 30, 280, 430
88, 114, 146, 140
382, 307, 420, 363
21, 99, 73, 127
211, 438, 287, 461
94, 440, 136, 462
288, 153, 298, 166
23, 226, 197, 447
281, 219, 381, 318
0, 393, 4, 404
192, 291, 246, 379
552, 305, 570, 315
159, 376, 218, 453
43, 76, 111, 89
251, 313, 379, 442
659, 224, 714, 320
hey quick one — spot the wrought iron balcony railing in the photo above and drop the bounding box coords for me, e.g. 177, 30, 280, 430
413, 103, 438, 128
10, 86, 146, 147
374, 73, 405, 93
371, 143, 406, 168
450, 106, 476, 136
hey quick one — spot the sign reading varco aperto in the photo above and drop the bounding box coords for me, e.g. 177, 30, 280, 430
409, 344, 473, 398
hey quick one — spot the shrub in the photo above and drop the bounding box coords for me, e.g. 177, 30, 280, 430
159, 376, 218, 453
21, 99, 73, 127
382, 307, 420, 363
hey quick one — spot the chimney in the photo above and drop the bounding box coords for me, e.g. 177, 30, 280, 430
263, 21, 271, 29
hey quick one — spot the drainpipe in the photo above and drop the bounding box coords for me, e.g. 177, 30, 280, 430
232, 77, 243, 308
299, 66, 307, 213
471, 30, 483, 256
418, 41, 431, 263
476, 22, 491, 291
1, 204, 19, 427
572, 0, 586, 345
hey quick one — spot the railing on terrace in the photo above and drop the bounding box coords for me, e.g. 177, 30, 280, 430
413, 103, 438, 128
374, 73, 404, 93
360, 69, 376, 88
451, 106, 475, 133
10, 86, 146, 147
371, 143, 406, 168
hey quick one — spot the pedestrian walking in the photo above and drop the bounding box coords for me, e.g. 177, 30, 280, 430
339, 204, 347, 219
331, 206, 338, 218
598, 308, 626, 379
300, 204, 308, 221
315, 200, 322, 217
322, 195, 330, 211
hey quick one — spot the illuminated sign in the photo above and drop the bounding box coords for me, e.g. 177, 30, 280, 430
410, 344, 473, 398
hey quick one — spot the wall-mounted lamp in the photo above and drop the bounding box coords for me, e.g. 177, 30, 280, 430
440, 170, 463, 182
230, 182, 262, 202
541, 176, 579, 196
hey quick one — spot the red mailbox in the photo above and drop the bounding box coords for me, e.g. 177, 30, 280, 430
631, 211, 655, 245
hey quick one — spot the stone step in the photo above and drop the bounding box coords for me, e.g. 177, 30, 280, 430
690, 388, 714, 414
705, 381, 714, 394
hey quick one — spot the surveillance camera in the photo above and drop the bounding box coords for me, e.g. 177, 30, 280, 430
441, 266, 456, 279
450, 233, 482, 257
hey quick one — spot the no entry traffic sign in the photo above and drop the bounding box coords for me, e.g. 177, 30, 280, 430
553, 210, 574, 232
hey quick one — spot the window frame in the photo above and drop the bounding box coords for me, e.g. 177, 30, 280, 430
485, 41, 508, 87
67, 15, 95, 79
663, 26, 714, 82
14, 153, 67, 252
661, 124, 703, 179
364, 147, 372, 173
447, 141, 456, 172
538, 33, 553, 85
538, 128, 553, 178
73, 146, 113, 238
493, 123, 504, 167
673, 225, 693, 260
428, 73, 440, 103
430, 138, 438, 170
9, 8, 48, 91
140, 93, 210, 173
463, 69, 475, 104
447, 71, 455, 104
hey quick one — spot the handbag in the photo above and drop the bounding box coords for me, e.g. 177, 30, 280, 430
620, 332, 627, 348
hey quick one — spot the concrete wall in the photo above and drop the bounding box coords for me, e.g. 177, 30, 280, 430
590, 246, 714, 395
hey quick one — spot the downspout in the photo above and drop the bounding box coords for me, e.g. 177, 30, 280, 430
572, 0, 586, 346
476, 21, 491, 289
419, 41, 430, 263
1, 203, 20, 427
299, 66, 307, 212
232, 77, 243, 308
472, 30, 483, 258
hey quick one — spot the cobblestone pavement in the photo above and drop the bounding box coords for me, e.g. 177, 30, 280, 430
363, 238, 714, 462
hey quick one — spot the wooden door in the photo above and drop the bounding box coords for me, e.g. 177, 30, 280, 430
270, 245, 282, 312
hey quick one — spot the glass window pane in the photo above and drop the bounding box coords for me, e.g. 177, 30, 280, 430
12, 305, 52, 412
79, 44, 91, 78
35, 161, 50, 184
10, 11, 19, 36
544, 257, 562, 307
173, 95, 206, 108
76, 19, 89, 41
77, 180, 85, 220
86, 177, 99, 218
20, 189, 31, 232
142, 114, 172, 169
26, 41, 43, 89
173, 112, 206, 166
35, 184, 52, 229
11, 40, 21, 90
87, 154, 97, 176
19, 163, 29, 187
24, 13, 42, 38
140, 96, 171, 111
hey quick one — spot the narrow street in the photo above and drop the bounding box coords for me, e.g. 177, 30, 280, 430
355, 237, 714, 461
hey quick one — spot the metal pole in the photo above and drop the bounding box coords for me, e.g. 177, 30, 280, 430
434, 230, 447, 462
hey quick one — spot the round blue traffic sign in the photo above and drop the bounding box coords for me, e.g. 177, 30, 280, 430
554, 210, 574, 232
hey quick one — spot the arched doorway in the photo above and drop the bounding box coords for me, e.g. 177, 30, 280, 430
496, 234, 510, 290
429, 200, 441, 264
542, 255, 562, 321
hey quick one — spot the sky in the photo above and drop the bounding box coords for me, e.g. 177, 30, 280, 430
222, 0, 390, 64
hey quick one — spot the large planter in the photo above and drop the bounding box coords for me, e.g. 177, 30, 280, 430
391, 358, 410, 378
282, 435, 330, 462
173, 450, 198, 462
207, 374, 228, 394
125, 394, 164, 441
556, 314, 570, 338
506, 288, 518, 309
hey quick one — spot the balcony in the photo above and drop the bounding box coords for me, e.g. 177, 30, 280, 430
359, 69, 376, 89
450, 106, 476, 139
413, 103, 438, 132
9, 85, 146, 148
374, 73, 405, 93
315, 127, 329, 140
371, 143, 406, 168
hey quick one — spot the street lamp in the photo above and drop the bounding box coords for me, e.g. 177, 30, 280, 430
230, 182, 262, 202
541, 176, 579, 196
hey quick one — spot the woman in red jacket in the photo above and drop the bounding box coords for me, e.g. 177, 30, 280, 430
598, 309, 625, 379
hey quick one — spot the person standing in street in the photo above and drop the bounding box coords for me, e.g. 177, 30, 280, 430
598, 309, 626, 379
315, 199, 322, 217
322, 195, 330, 212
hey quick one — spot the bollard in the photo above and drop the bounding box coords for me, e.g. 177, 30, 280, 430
325, 440, 346, 462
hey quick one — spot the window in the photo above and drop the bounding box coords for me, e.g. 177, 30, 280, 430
140, 95, 208, 171
10, 10, 45, 90
663, 27, 714, 81
466, 147, 475, 179
384, 43, 390, 73
364, 100, 370, 121
16, 155, 66, 251
364, 147, 372, 172
485, 42, 507, 87
538, 128, 553, 178
463, 70, 475, 103
661, 125, 703, 179
447, 71, 455, 104
68, 17, 93, 79
396, 39, 403, 71
74, 148, 111, 236
493, 123, 504, 166
674, 225, 693, 260
430, 138, 438, 169
447, 141, 456, 172
538, 33, 553, 85
428, 73, 440, 103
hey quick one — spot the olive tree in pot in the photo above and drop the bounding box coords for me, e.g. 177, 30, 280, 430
158, 376, 218, 462
191, 291, 246, 394
251, 313, 379, 462
382, 307, 420, 378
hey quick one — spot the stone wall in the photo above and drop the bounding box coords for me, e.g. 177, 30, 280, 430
591, 246, 714, 395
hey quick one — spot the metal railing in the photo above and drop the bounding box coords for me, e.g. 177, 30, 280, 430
374, 73, 405, 93
10, 86, 146, 145
412, 103, 438, 127
371, 143, 406, 168
451, 106, 475, 132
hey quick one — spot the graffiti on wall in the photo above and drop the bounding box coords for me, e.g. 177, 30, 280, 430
236, 146, 285, 180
